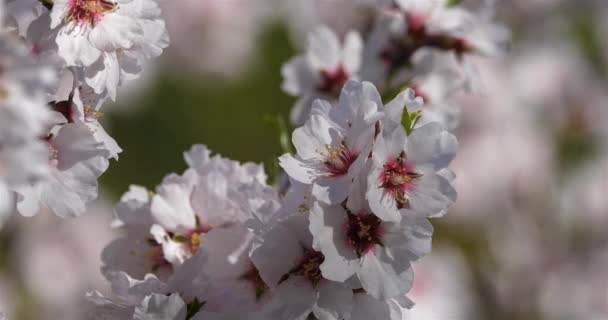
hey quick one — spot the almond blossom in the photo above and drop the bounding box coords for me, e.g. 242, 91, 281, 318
49, 0, 169, 99
367, 122, 457, 221
250, 214, 355, 320
282, 25, 363, 125
0, 26, 55, 222
309, 177, 433, 300
99, 146, 284, 319
279, 80, 383, 205
13, 121, 113, 218
89, 249, 234, 320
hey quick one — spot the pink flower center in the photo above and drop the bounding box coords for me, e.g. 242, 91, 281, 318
318, 65, 349, 95
166, 215, 213, 256
66, 0, 116, 27
345, 212, 383, 257
411, 84, 430, 104
379, 152, 421, 209
406, 13, 427, 37
280, 249, 325, 287
240, 264, 269, 301
320, 143, 358, 177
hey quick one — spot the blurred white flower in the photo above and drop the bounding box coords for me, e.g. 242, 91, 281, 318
282, 25, 363, 125
161, 0, 267, 78
403, 248, 478, 320
89, 249, 231, 320
0, 28, 56, 224
538, 249, 608, 320
558, 152, 608, 231
279, 0, 364, 46
48, 0, 169, 99
361, 0, 509, 91
450, 58, 554, 222
14, 122, 113, 218
13, 200, 117, 320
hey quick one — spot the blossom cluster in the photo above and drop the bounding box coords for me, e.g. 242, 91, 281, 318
1, 0, 511, 319
0, 0, 169, 224
88, 0, 508, 319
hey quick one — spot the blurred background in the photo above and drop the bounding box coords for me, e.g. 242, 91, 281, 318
1, 0, 607, 319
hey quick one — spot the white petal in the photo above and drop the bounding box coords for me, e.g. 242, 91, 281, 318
358, 253, 413, 300
282, 56, 316, 96
150, 182, 197, 232
89, 12, 143, 51
342, 31, 363, 74
14, 183, 42, 217
279, 154, 313, 184
307, 26, 340, 70
406, 172, 456, 217
313, 174, 351, 204
313, 281, 353, 320
56, 26, 102, 66
134, 293, 187, 320
309, 202, 358, 282
408, 122, 458, 170
49, 0, 70, 28
84, 52, 120, 100
292, 114, 335, 160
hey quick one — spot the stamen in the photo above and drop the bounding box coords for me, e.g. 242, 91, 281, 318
379, 152, 421, 208
345, 212, 383, 257
318, 142, 358, 177
66, 0, 116, 27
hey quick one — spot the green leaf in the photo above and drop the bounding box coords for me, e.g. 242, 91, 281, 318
173, 234, 188, 243
401, 107, 421, 135
186, 298, 206, 320
446, 0, 463, 6
39, 0, 53, 10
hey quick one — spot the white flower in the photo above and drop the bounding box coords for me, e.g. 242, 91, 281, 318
279, 80, 383, 205
102, 145, 278, 284
51, 80, 122, 159
148, 145, 274, 267
13, 122, 112, 218
0, 32, 55, 186
361, 0, 508, 88
251, 214, 354, 320
49, 0, 169, 99
89, 249, 231, 320
309, 181, 433, 300
367, 122, 457, 222
0, 30, 56, 222
160, 0, 264, 78
14, 202, 117, 319
101, 185, 171, 280
402, 248, 477, 320
282, 26, 362, 125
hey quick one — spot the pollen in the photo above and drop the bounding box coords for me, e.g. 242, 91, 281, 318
84, 107, 104, 120
66, 0, 116, 27
319, 142, 358, 177
379, 152, 421, 208
345, 212, 383, 257
280, 249, 325, 287
189, 233, 201, 252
